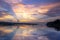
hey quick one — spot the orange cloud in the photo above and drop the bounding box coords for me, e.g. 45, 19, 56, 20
0, 15, 17, 22
12, 3, 60, 22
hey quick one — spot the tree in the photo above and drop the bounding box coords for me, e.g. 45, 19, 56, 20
46, 19, 60, 31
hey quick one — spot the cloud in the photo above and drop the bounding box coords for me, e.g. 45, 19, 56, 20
22, 0, 60, 5
5, 0, 22, 3
46, 5, 60, 17
12, 3, 59, 22
0, 0, 60, 22
0, 0, 16, 16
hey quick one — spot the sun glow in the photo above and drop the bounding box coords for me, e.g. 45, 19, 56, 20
12, 3, 60, 22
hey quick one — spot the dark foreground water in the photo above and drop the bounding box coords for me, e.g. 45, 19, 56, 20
0, 25, 60, 40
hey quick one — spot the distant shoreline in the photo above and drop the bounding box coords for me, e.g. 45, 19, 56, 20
0, 22, 38, 26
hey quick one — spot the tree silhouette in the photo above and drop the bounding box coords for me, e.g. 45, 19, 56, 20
47, 19, 60, 31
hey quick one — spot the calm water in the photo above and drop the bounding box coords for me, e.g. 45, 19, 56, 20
0, 25, 60, 40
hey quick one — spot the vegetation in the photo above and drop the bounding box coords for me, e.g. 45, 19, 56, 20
47, 19, 60, 31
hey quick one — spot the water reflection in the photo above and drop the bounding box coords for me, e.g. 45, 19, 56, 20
0, 25, 57, 40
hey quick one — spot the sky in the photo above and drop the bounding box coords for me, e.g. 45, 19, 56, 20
0, 0, 60, 22
0, 0, 60, 40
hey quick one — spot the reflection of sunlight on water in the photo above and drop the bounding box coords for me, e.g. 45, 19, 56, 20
0, 25, 50, 40
15, 25, 37, 36
0, 25, 37, 37
0, 26, 17, 34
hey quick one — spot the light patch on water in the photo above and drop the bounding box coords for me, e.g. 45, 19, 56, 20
15, 25, 36, 36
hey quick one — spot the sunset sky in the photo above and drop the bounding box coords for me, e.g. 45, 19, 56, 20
0, 0, 60, 22
0, 0, 60, 40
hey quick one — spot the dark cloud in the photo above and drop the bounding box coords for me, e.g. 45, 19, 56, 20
22, 0, 60, 5
0, 0, 15, 16
0, 11, 8, 17
46, 5, 60, 17
0, 11, 11, 18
